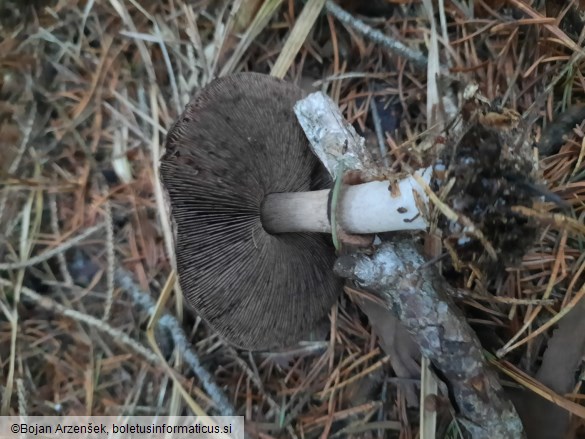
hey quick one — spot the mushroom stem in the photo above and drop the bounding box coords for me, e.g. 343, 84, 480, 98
262, 189, 331, 234
262, 167, 431, 234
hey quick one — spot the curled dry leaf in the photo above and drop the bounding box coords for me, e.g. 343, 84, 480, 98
358, 297, 420, 407
511, 297, 585, 439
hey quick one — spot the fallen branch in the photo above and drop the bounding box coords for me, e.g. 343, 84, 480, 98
334, 239, 525, 438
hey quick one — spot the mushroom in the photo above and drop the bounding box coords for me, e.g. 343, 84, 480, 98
160, 72, 429, 350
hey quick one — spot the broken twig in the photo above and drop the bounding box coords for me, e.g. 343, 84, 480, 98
334, 239, 525, 439
325, 1, 428, 70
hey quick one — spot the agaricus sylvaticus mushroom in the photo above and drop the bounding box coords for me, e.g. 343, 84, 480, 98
160, 72, 428, 350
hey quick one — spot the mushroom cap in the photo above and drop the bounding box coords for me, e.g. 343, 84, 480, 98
160, 72, 341, 350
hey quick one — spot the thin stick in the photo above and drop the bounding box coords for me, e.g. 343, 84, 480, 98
325, 1, 428, 70
115, 268, 237, 417
102, 200, 115, 322
0, 97, 36, 227
16, 378, 27, 419
145, 270, 208, 417
49, 194, 73, 285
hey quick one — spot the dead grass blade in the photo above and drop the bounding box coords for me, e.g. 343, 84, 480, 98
1, 167, 42, 415
220, 0, 284, 77
145, 270, 207, 417
270, 0, 326, 79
